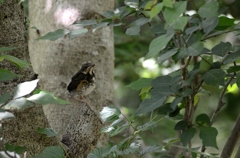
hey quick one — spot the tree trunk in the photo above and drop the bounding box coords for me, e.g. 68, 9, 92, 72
28, 0, 114, 157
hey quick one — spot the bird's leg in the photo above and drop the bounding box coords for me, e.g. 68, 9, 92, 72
79, 95, 91, 106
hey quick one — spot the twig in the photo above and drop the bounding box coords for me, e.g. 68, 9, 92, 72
0, 139, 16, 158
200, 76, 234, 157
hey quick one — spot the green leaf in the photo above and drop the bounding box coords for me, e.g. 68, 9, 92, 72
137, 121, 158, 131
172, 16, 188, 31
100, 106, 121, 122
227, 66, 240, 73
223, 49, 240, 65
126, 78, 153, 90
140, 86, 152, 95
136, 96, 166, 115
199, 55, 213, 73
126, 26, 140, 35
4, 97, 33, 109
69, 28, 88, 39
198, 1, 218, 18
139, 145, 162, 157
163, 1, 187, 26
185, 25, 201, 35
73, 20, 97, 26
187, 42, 204, 56
202, 17, 219, 34
136, 76, 176, 115
13, 79, 39, 99
203, 69, 225, 86
150, 3, 163, 19
37, 128, 58, 137
130, 17, 149, 26
92, 22, 109, 32
216, 16, 235, 30
120, 9, 131, 19
196, 113, 211, 127
174, 120, 188, 130
158, 49, 178, 64
170, 97, 183, 110
27, 91, 69, 105
5, 143, 27, 154
34, 146, 65, 158
199, 127, 218, 149
236, 72, 240, 89
88, 146, 112, 158
146, 34, 174, 58
180, 127, 197, 146
103, 10, 115, 18
0, 93, 10, 107
37, 29, 70, 41
0, 47, 16, 52
212, 42, 231, 57
163, 0, 173, 8
1, 54, 30, 69
0, 69, 18, 81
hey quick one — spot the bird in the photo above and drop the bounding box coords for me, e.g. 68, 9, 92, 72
67, 62, 96, 104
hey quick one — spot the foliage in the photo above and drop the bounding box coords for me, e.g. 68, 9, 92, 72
0, 47, 68, 157
82, 0, 240, 157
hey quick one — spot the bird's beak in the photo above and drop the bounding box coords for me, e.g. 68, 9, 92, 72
88, 64, 95, 75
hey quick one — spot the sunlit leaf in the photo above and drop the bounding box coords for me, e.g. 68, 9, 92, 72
199, 127, 218, 149
13, 79, 39, 99
126, 78, 153, 90
27, 91, 69, 105
199, 55, 213, 73
0, 69, 18, 81
4, 97, 33, 109
37, 128, 58, 137
37, 29, 70, 41
100, 106, 121, 122
180, 127, 196, 146
33, 146, 65, 158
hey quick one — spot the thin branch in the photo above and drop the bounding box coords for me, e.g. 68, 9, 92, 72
202, 28, 240, 41
200, 76, 234, 157
0, 139, 16, 158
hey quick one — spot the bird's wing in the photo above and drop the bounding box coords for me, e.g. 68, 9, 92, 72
67, 72, 87, 91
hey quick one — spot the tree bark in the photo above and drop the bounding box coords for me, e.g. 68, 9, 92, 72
28, 0, 114, 157
0, 1, 58, 157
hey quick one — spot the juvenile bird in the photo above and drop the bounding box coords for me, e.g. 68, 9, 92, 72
67, 62, 95, 103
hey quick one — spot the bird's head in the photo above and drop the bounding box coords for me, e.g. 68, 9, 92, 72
81, 62, 95, 75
